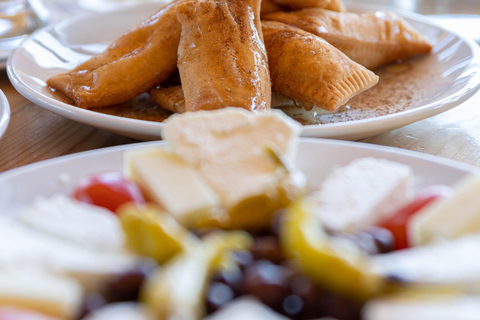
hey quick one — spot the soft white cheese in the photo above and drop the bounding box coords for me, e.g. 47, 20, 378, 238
409, 174, 480, 246
161, 108, 302, 209
203, 297, 288, 320
363, 294, 480, 320
19, 194, 125, 252
309, 157, 412, 232
372, 233, 480, 294
0, 217, 140, 292
82, 303, 155, 320
0, 270, 82, 319
125, 148, 220, 227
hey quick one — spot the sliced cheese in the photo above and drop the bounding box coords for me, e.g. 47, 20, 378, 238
363, 294, 480, 320
125, 148, 220, 227
0, 217, 139, 292
372, 233, 480, 294
409, 174, 480, 246
82, 303, 155, 320
0, 270, 82, 319
309, 157, 412, 232
204, 297, 288, 320
20, 194, 124, 252
0, 307, 62, 320
161, 108, 302, 210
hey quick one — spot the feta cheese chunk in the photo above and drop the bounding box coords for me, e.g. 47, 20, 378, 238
162, 108, 302, 209
364, 294, 480, 320
0, 217, 140, 291
372, 233, 480, 294
309, 157, 412, 232
409, 174, 480, 246
0, 270, 82, 319
20, 194, 125, 252
204, 297, 288, 320
125, 148, 220, 227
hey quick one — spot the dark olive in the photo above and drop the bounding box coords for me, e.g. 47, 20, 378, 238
104, 261, 156, 302
252, 236, 285, 263
206, 282, 235, 314
241, 260, 292, 309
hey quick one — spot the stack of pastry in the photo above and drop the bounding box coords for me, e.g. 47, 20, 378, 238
47, 0, 432, 116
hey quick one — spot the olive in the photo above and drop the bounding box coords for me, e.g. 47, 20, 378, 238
252, 236, 285, 263
206, 282, 235, 314
231, 250, 254, 269
104, 261, 156, 302
289, 275, 322, 319
241, 260, 292, 310
211, 265, 243, 293
282, 294, 303, 317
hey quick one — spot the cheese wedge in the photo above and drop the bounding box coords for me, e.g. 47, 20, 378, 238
309, 157, 412, 232
0, 270, 82, 319
125, 148, 220, 227
20, 194, 125, 252
162, 108, 302, 206
409, 174, 480, 246
0, 217, 140, 292
363, 294, 480, 320
372, 233, 480, 294
204, 297, 288, 320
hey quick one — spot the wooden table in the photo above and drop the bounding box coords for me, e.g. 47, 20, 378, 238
0, 70, 137, 173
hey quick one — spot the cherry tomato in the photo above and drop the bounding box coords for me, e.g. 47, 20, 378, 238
73, 172, 146, 213
379, 185, 452, 250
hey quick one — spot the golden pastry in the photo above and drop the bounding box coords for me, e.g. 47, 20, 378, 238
264, 9, 433, 69
270, 0, 331, 10
262, 21, 379, 112
47, 0, 184, 109
260, 0, 286, 17
176, 0, 271, 112
150, 86, 186, 114
325, 0, 346, 12
150, 86, 298, 112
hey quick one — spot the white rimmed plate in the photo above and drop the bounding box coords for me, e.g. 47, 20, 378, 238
0, 89, 10, 139
0, 138, 477, 215
6, 3, 480, 140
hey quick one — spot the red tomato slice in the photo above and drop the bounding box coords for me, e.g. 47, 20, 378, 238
379, 185, 452, 250
73, 172, 146, 213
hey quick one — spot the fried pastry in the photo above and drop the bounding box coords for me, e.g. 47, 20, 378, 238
270, 0, 331, 10
325, 0, 346, 12
260, 0, 286, 17
150, 86, 186, 114
264, 9, 433, 69
47, 0, 184, 109
262, 21, 379, 112
150, 86, 297, 112
176, 0, 271, 112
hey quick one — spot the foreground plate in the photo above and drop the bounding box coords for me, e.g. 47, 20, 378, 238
0, 89, 10, 139
6, 3, 480, 140
0, 138, 477, 215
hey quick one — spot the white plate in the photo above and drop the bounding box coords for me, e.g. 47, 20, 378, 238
0, 138, 477, 215
0, 89, 10, 139
6, 3, 480, 140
